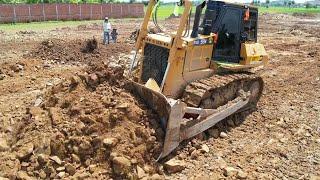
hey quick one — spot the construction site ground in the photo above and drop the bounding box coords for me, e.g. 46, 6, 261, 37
0, 14, 319, 179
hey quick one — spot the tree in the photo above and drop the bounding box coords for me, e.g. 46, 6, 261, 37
265, 0, 270, 8
306, 2, 312, 8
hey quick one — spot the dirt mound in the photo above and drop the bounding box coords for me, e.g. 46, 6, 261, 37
2, 64, 164, 179
81, 38, 98, 53
28, 38, 131, 65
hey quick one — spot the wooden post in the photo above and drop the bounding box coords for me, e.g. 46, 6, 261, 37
68, 3, 71, 20
100, 4, 102, 19
90, 4, 92, 19
13, 4, 17, 23
28, 5, 31, 22
42, 3, 46, 21
110, 4, 112, 17
79, 3, 82, 20
55, 3, 59, 21
128, 4, 130, 17
120, 4, 123, 17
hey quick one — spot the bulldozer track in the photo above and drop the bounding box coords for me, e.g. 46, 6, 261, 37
182, 72, 264, 109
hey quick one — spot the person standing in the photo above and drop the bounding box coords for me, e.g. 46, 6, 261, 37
103, 17, 111, 45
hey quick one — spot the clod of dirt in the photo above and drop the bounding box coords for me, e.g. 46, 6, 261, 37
81, 38, 98, 53
0, 74, 5, 80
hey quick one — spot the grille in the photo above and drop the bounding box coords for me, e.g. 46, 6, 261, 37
141, 43, 169, 85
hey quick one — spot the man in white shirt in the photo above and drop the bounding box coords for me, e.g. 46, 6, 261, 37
103, 17, 111, 45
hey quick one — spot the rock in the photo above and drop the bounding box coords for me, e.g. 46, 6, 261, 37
87, 73, 99, 87
71, 154, 80, 163
49, 107, 64, 125
112, 156, 132, 176
226, 119, 235, 127
200, 144, 210, 153
50, 156, 62, 165
0, 74, 5, 80
310, 175, 320, 180
164, 158, 186, 174
44, 165, 55, 175
88, 164, 96, 173
216, 157, 227, 169
56, 171, 65, 178
116, 103, 129, 110
137, 165, 146, 179
10, 64, 24, 72
208, 128, 220, 138
189, 147, 196, 154
143, 165, 152, 174
56, 166, 65, 172
110, 152, 118, 160
17, 170, 32, 180
223, 167, 238, 177
78, 139, 92, 155
75, 172, 90, 179
102, 137, 118, 147
70, 75, 81, 87
34, 98, 43, 107
37, 154, 48, 165
149, 174, 162, 180
16, 143, 34, 160
46, 82, 53, 87
65, 163, 76, 175
190, 150, 199, 159
39, 169, 46, 179
0, 137, 9, 152
237, 170, 248, 179
21, 162, 30, 168
178, 152, 187, 160
220, 132, 228, 138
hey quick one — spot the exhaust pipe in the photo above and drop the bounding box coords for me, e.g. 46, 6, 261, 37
191, 1, 206, 38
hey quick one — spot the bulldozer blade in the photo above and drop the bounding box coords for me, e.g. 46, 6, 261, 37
128, 80, 183, 159
128, 80, 171, 121
129, 80, 251, 160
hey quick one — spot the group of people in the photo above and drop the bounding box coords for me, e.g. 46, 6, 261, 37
102, 17, 118, 45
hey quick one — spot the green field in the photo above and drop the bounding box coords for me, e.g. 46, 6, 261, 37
153, 4, 320, 19
259, 6, 320, 14
0, 20, 100, 31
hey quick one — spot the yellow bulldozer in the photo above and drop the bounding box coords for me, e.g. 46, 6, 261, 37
129, 0, 268, 159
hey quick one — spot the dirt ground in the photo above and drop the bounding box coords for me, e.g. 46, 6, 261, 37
0, 14, 319, 179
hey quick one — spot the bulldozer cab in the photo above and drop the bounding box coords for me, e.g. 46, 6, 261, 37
198, 0, 258, 63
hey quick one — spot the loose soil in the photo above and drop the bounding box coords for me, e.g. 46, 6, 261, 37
0, 14, 319, 179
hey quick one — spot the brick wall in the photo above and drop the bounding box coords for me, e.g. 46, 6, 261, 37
0, 3, 144, 23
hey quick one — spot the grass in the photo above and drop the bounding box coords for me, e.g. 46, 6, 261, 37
0, 20, 100, 32
145, 4, 191, 19
259, 6, 320, 14
0, 18, 136, 32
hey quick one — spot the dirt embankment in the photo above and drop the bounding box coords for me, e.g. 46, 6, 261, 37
0, 41, 166, 179
27, 38, 131, 65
